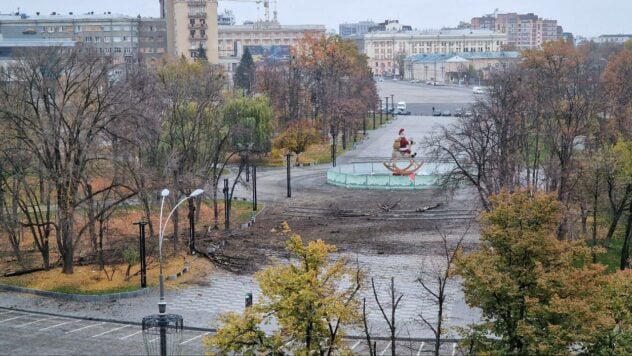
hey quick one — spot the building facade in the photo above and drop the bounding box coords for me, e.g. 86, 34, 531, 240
353, 28, 506, 76
403, 51, 521, 83
0, 12, 160, 64
595, 34, 632, 44
217, 20, 325, 83
339, 20, 376, 38
470, 12, 563, 50
162, 0, 219, 62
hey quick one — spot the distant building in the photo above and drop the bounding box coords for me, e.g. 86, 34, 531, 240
403, 51, 521, 83
218, 20, 325, 76
217, 9, 235, 26
470, 12, 563, 49
161, 0, 219, 63
369, 19, 412, 32
0, 12, 163, 65
351, 28, 506, 77
339, 20, 375, 38
594, 34, 632, 44
0, 37, 76, 67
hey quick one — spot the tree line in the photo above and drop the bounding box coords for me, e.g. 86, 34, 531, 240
428, 40, 632, 269
0, 46, 275, 274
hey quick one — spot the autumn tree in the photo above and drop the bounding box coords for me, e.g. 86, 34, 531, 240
207, 233, 362, 354
0, 46, 147, 273
456, 192, 613, 354
273, 119, 321, 164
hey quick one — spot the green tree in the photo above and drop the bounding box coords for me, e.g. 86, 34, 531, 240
235, 48, 255, 94
273, 119, 321, 164
456, 192, 612, 354
207, 232, 362, 355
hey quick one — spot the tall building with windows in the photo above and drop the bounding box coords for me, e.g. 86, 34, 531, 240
161, 0, 219, 62
351, 27, 506, 76
470, 12, 563, 50
0, 12, 161, 64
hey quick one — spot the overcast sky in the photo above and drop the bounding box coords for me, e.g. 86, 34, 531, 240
2, 0, 630, 38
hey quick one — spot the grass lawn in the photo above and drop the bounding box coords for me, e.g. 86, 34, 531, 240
0, 252, 214, 295
597, 236, 626, 273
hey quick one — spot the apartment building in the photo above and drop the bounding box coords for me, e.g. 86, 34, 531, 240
162, 0, 219, 62
352, 28, 506, 76
0, 12, 161, 64
471, 12, 563, 50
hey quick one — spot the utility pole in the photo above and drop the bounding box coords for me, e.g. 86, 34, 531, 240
385, 97, 390, 121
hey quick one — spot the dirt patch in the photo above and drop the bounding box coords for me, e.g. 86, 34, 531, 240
197, 186, 481, 273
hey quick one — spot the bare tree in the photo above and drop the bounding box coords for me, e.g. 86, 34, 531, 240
370, 277, 403, 356
0, 46, 147, 273
418, 224, 469, 356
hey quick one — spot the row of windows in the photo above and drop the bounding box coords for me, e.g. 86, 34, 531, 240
82, 36, 138, 43
43, 25, 134, 33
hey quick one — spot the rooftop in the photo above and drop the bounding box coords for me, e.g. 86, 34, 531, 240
0, 12, 153, 22
219, 21, 325, 32
406, 51, 521, 63
364, 28, 503, 37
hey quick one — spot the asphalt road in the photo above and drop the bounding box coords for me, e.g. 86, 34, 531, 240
377, 80, 476, 115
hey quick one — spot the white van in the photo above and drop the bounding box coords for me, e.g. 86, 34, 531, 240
396, 101, 407, 111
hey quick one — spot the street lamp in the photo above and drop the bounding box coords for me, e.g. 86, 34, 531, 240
143, 188, 203, 356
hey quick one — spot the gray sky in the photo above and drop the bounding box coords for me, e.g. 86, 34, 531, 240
2, 0, 630, 38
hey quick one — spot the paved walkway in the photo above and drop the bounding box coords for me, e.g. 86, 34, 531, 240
0, 104, 480, 353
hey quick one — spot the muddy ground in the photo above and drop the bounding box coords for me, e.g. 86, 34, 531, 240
199, 177, 481, 274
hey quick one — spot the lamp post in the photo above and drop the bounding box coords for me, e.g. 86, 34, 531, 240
390, 94, 394, 115
143, 188, 203, 356
385, 97, 389, 121
133, 219, 148, 288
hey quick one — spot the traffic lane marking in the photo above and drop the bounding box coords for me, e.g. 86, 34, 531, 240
180, 332, 211, 345
91, 324, 131, 338
119, 330, 143, 340
66, 322, 105, 333
15, 317, 56, 328
38, 320, 80, 331
0, 315, 27, 324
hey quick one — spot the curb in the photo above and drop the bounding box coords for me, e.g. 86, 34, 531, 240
0, 283, 153, 302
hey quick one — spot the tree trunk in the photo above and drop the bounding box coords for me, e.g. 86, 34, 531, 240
620, 203, 632, 270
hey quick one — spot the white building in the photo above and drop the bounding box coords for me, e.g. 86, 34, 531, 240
352, 29, 507, 76
218, 20, 325, 74
595, 34, 632, 44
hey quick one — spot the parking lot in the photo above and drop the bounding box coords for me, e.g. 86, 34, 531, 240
0, 306, 465, 355
0, 307, 209, 355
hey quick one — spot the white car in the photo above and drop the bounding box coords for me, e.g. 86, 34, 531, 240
472, 86, 485, 94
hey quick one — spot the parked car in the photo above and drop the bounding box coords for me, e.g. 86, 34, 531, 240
432, 110, 442, 116
441, 110, 452, 116
454, 109, 464, 117
464, 110, 473, 117
396, 109, 411, 115
472, 86, 485, 94
433, 81, 446, 86
426, 81, 434, 85
376, 77, 384, 82
410, 79, 420, 83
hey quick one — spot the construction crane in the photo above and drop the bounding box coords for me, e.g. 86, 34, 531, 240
221, 0, 278, 22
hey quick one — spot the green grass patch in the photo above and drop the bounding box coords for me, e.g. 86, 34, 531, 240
597, 237, 625, 273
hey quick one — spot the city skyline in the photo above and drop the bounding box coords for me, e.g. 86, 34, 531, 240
1, 0, 630, 38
